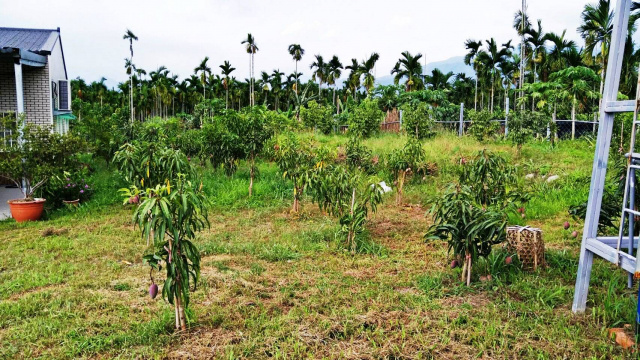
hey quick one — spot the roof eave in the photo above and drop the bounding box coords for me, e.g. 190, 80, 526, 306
0, 47, 47, 67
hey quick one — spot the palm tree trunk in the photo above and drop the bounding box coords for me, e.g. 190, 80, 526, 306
491, 72, 495, 113
251, 54, 254, 106
130, 75, 133, 124
474, 76, 478, 111
532, 63, 537, 111
295, 60, 299, 95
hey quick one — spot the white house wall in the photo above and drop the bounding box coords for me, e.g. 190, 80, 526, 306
48, 38, 66, 83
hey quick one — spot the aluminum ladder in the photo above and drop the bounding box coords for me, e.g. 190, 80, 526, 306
573, 0, 639, 313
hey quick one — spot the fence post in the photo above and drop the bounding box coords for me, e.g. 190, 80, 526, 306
458, 103, 464, 137
504, 97, 509, 137
572, 119, 576, 140
399, 109, 403, 130
593, 113, 597, 134
553, 112, 558, 140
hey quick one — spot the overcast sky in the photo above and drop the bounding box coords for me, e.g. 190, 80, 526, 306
0, 0, 605, 88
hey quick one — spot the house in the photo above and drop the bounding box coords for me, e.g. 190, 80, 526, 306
0, 27, 73, 134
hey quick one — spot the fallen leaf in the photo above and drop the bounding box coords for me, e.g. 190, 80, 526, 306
608, 328, 635, 349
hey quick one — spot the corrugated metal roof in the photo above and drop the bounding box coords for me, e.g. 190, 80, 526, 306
0, 27, 59, 54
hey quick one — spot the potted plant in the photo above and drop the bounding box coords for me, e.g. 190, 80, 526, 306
0, 119, 84, 222
53, 171, 92, 206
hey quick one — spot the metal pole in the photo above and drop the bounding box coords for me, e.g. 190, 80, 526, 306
628, 167, 636, 288
572, 119, 576, 140
458, 103, 464, 137
505, 97, 510, 137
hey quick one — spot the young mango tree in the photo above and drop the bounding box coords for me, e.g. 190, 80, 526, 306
427, 150, 527, 284
300, 100, 334, 134
240, 106, 273, 196
426, 185, 507, 285
122, 176, 209, 331
348, 98, 383, 138
273, 132, 316, 213
400, 102, 435, 139
308, 164, 384, 253
386, 137, 426, 205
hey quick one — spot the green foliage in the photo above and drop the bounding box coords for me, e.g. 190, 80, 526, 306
427, 150, 527, 284
49, 170, 93, 202
348, 98, 383, 138
400, 103, 434, 139
113, 142, 193, 188
508, 110, 550, 152
386, 137, 429, 203
459, 149, 526, 207
426, 185, 508, 283
300, 100, 334, 135
468, 110, 500, 142
174, 129, 206, 161
0, 118, 86, 200
272, 132, 317, 212
345, 137, 377, 173
569, 154, 626, 235
122, 175, 209, 330
307, 164, 384, 253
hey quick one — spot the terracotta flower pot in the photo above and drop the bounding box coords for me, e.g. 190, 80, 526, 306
8, 198, 46, 222
63, 199, 80, 207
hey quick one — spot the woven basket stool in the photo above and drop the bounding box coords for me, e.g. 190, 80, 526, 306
506, 225, 545, 271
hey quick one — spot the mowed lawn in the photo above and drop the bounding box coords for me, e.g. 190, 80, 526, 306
0, 133, 636, 359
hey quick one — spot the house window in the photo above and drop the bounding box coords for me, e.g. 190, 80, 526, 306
0, 112, 18, 148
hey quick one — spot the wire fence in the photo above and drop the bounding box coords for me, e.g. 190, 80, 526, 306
432, 119, 598, 140
339, 105, 599, 140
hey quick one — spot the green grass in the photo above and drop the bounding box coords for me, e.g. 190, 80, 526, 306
0, 131, 636, 358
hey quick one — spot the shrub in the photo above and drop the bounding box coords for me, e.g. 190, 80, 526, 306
401, 103, 434, 139
300, 100, 334, 135
0, 119, 86, 200
49, 170, 93, 202
345, 137, 376, 174
468, 110, 500, 142
175, 129, 205, 161
348, 98, 383, 138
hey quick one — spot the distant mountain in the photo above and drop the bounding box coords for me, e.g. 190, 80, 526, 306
376, 55, 474, 86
